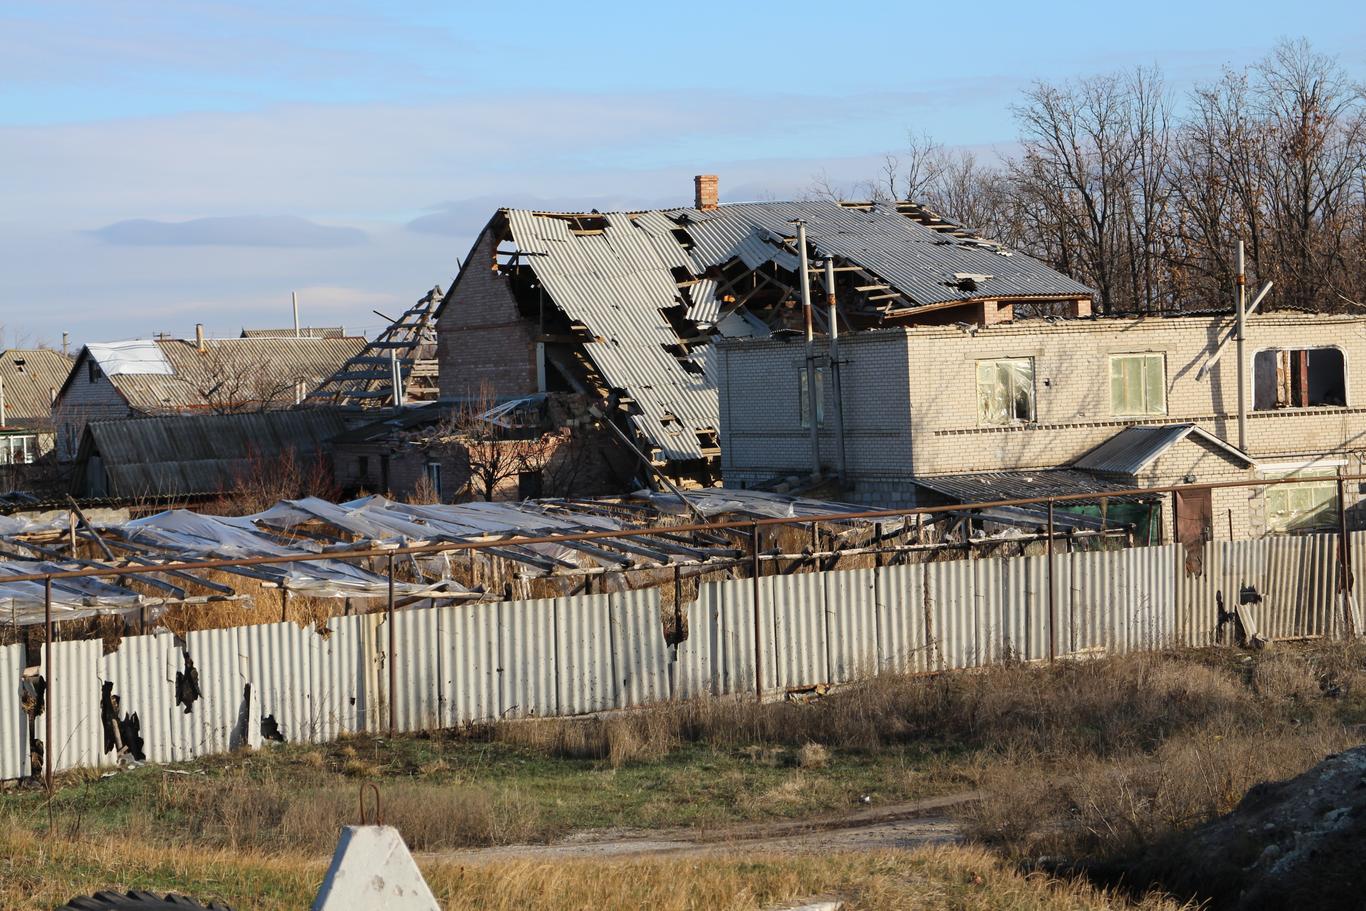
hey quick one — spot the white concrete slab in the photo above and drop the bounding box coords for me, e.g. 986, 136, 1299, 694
312, 825, 440, 911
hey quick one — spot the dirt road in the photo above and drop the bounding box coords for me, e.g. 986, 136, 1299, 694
429, 791, 978, 863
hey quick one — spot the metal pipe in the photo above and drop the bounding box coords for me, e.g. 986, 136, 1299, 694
795, 221, 821, 478
1046, 499, 1056, 663
387, 553, 396, 737
292, 290, 300, 338
12, 474, 1366, 587
1236, 241, 1247, 451
1338, 476, 1355, 637
751, 522, 762, 703
44, 575, 53, 790
824, 258, 848, 485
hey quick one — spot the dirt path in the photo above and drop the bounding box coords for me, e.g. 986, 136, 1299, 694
427, 791, 979, 863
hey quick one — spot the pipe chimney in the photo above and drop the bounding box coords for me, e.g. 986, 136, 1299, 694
195, 323, 206, 352
694, 174, 719, 211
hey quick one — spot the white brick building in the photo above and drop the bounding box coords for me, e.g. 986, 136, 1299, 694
718, 311, 1366, 541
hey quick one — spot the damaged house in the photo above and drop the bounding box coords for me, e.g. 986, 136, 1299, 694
0, 347, 74, 489
436, 176, 1093, 488
718, 309, 1366, 545
51, 328, 365, 461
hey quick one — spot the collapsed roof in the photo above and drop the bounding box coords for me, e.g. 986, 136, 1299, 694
466, 198, 1095, 472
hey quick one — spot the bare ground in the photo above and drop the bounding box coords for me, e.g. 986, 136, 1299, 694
426, 790, 979, 863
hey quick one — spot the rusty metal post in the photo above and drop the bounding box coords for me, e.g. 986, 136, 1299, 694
279, 587, 288, 623
1046, 499, 1056, 662
387, 553, 396, 737
1338, 477, 1355, 638
751, 522, 762, 703
43, 575, 54, 792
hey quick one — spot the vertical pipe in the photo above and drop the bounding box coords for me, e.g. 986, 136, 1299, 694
1338, 476, 1355, 638
824, 258, 848, 486
795, 221, 821, 477
44, 575, 52, 791
1046, 499, 1056, 662
292, 290, 301, 338
750, 522, 762, 703
387, 553, 396, 737
1236, 241, 1247, 452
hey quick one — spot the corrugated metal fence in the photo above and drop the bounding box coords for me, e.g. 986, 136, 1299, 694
13, 531, 1365, 779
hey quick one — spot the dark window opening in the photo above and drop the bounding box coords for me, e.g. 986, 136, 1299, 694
358, 455, 369, 480
518, 470, 544, 499
87, 360, 101, 383
1254, 348, 1346, 410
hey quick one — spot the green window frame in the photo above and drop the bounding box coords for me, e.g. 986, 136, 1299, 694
1109, 353, 1167, 416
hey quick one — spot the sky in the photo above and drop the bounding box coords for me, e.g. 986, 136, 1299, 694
2, 1, 1364, 347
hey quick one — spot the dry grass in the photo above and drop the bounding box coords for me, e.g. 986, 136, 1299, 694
0, 822, 1189, 911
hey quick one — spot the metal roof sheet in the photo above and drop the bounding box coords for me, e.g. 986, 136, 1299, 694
0, 348, 72, 430
1073, 423, 1255, 476
503, 201, 1095, 463
74, 409, 349, 498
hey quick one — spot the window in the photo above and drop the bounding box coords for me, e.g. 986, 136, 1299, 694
1110, 353, 1166, 415
799, 366, 825, 428
1254, 348, 1346, 410
1264, 468, 1339, 533
357, 455, 369, 480
0, 435, 37, 466
87, 359, 102, 383
518, 470, 544, 499
976, 358, 1035, 425
424, 461, 442, 500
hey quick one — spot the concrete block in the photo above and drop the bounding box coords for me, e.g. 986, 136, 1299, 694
312, 825, 440, 911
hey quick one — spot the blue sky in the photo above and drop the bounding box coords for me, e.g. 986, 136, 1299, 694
2, 1, 1364, 345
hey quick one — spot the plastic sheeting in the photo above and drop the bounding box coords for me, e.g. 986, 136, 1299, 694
85, 340, 174, 376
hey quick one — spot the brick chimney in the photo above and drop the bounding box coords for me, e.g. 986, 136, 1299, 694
694, 174, 719, 211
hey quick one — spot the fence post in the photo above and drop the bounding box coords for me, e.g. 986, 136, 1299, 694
44, 575, 52, 792
751, 522, 762, 703
387, 553, 396, 737
1338, 477, 1355, 638
1046, 499, 1056, 662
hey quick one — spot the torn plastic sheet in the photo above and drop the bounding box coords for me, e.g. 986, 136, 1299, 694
116, 509, 462, 598
0, 559, 146, 626
85, 339, 175, 376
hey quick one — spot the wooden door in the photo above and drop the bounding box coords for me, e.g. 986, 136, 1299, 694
1174, 486, 1213, 576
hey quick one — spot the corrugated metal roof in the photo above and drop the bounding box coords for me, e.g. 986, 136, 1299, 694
0, 348, 72, 430
83, 337, 365, 413
1073, 423, 1256, 476
914, 468, 1154, 503
74, 409, 349, 498
503, 201, 1095, 463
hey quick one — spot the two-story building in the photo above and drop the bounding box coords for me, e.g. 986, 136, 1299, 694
718, 311, 1366, 541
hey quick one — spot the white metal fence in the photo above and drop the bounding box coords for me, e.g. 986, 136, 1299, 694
7, 530, 1363, 779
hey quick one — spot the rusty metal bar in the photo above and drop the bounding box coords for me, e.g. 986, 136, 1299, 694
387, 553, 396, 738
10, 473, 1366, 588
751, 522, 762, 703
1046, 498, 1056, 663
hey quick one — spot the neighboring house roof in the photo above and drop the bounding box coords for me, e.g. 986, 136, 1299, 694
70, 409, 349, 498
241, 327, 346, 338
0, 348, 73, 430
490, 200, 1096, 464
1073, 423, 1256, 476
58, 336, 366, 413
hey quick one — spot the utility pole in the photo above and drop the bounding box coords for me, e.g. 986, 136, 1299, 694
1236, 241, 1247, 451
824, 258, 847, 486
794, 221, 820, 478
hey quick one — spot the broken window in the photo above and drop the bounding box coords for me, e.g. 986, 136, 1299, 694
87, 359, 101, 383
1264, 468, 1339, 533
518, 470, 543, 499
799, 366, 825, 428
1110, 353, 1166, 416
425, 462, 443, 500
976, 358, 1035, 425
0, 434, 37, 466
1253, 348, 1346, 410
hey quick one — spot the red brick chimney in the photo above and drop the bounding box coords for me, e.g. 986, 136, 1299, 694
694, 174, 719, 211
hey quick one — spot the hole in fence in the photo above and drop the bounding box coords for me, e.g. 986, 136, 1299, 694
175, 654, 201, 713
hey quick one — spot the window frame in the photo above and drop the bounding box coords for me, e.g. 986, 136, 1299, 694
1262, 464, 1342, 534
1252, 345, 1348, 411
975, 356, 1037, 426
1109, 352, 1168, 417
0, 434, 37, 466
424, 461, 442, 500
